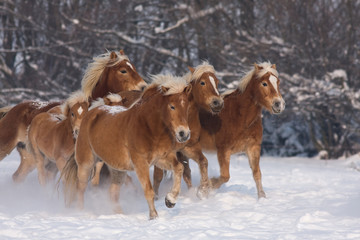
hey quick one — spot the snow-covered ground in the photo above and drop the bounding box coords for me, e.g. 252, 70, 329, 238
0, 150, 360, 240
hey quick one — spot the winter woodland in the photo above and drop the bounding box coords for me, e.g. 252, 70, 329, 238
0, 0, 359, 158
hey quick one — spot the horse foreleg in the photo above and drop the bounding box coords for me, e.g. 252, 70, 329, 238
132, 155, 158, 220
164, 153, 184, 208
176, 152, 192, 189
108, 169, 127, 214
12, 144, 37, 183
91, 160, 104, 186
181, 146, 209, 199
76, 164, 92, 210
246, 145, 266, 199
211, 148, 231, 189
45, 161, 59, 181
152, 166, 164, 199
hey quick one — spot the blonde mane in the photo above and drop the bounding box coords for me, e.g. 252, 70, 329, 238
89, 93, 123, 111
147, 74, 188, 96
61, 91, 88, 115
222, 61, 279, 97
184, 61, 216, 83
81, 51, 130, 99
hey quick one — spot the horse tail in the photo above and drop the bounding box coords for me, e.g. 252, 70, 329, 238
58, 153, 78, 207
0, 105, 13, 120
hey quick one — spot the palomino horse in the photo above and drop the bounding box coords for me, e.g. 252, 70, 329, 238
0, 50, 147, 182
152, 62, 224, 198
191, 62, 285, 198
61, 74, 191, 219
27, 91, 89, 185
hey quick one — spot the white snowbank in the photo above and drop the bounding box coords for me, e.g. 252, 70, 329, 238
0, 151, 359, 239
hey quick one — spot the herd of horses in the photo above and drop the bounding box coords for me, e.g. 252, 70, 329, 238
0, 50, 285, 219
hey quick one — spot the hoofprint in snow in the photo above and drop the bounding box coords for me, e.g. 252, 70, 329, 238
0, 151, 359, 240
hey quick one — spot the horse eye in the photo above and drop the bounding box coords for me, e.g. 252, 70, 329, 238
71, 112, 75, 117
262, 82, 268, 87
120, 70, 127, 74
170, 105, 175, 110
200, 81, 205, 86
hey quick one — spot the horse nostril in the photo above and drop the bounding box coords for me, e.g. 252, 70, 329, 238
274, 101, 280, 108
212, 100, 219, 106
179, 131, 185, 138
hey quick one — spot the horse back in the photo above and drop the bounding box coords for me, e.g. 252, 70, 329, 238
76, 107, 133, 170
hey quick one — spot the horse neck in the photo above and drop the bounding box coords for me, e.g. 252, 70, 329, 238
227, 88, 262, 128
59, 115, 74, 134
91, 68, 109, 99
133, 94, 169, 137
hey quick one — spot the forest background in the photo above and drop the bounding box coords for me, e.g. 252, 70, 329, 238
0, 0, 359, 159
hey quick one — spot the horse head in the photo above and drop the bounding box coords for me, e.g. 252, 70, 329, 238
148, 74, 192, 143
62, 91, 89, 138
82, 50, 147, 100
247, 62, 285, 114
187, 62, 224, 114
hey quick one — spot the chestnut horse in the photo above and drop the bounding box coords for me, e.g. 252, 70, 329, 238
27, 91, 89, 185
90, 91, 142, 186
152, 62, 224, 198
0, 50, 146, 182
185, 62, 285, 198
61, 74, 191, 219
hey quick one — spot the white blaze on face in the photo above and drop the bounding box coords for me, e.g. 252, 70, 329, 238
126, 61, 134, 71
269, 75, 278, 93
209, 76, 219, 95
77, 106, 83, 116
181, 99, 185, 107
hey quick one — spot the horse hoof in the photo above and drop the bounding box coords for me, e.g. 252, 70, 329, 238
149, 211, 158, 220
196, 186, 209, 200
258, 191, 266, 199
165, 197, 176, 208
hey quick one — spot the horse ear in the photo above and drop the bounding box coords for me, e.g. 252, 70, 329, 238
119, 49, 125, 55
161, 86, 170, 93
103, 97, 111, 105
110, 51, 117, 59
188, 66, 195, 74
62, 104, 70, 116
184, 84, 192, 96
271, 64, 276, 69
254, 63, 263, 71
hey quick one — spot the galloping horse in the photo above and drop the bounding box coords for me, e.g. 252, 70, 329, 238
193, 62, 285, 198
27, 91, 89, 185
0, 50, 146, 182
152, 62, 224, 198
61, 74, 191, 219
200, 62, 285, 198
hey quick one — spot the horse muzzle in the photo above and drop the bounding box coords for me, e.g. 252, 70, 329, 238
73, 129, 80, 138
272, 98, 285, 114
175, 126, 191, 143
210, 98, 224, 114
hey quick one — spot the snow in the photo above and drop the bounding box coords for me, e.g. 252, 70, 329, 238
0, 151, 360, 239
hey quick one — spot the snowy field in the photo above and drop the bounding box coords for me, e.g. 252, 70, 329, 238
0, 150, 360, 240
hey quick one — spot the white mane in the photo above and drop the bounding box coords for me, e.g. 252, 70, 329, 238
89, 93, 123, 111
61, 91, 87, 115
183, 61, 216, 83
223, 61, 279, 97
148, 74, 188, 96
81, 51, 130, 99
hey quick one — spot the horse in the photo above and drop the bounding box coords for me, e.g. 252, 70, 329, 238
152, 62, 224, 198
27, 91, 89, 185
61, 74, 191, 219
0, 50, 147, 183
0, 105, 13, 119
183, 62, 285, 199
